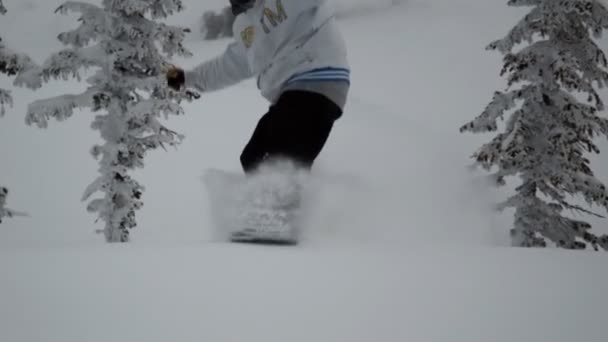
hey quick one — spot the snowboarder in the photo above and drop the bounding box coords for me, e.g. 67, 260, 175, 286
166, 0, 350, 174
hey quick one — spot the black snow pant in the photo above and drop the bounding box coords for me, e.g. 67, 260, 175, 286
240, 90, 342, 173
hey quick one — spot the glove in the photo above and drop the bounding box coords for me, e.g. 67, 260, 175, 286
166, 66, 185, 90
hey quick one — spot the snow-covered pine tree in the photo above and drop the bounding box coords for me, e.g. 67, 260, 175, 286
26, 0, 198, 242
1, 0, 10, 222
461, 0, 608, 251
1, 0, 40, 223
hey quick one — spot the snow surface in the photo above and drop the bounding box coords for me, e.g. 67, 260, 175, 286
0, 0, 607, 341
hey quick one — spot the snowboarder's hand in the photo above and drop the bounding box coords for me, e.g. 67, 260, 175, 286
166, 66, 185, 90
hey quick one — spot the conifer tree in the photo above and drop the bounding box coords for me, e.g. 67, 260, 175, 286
462, 0, 608, 250
1, 0, 39, 223
27, 0, 197, 242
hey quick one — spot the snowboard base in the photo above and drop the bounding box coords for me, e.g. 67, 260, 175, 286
229, 236, 298, 246
229, 227, 298, 245
203, 166, 306, 247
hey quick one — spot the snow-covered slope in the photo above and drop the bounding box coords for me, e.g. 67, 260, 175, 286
2, 244, 606, 342
1, 1, 607, 341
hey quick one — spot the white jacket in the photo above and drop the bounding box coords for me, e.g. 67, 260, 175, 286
185, 0, 350, 104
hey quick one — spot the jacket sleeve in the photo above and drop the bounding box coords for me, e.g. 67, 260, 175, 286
184, 41, 253, 92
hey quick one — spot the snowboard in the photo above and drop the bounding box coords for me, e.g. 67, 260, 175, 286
203, 167, 303, 245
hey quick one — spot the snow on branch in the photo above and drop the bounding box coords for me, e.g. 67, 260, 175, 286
461, 86, 537, 133
1, 1, 42, 90
41, 46, 105, 82
55, 1, 101, 16
0, 44, 42, 89
26, 89, 96, 128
